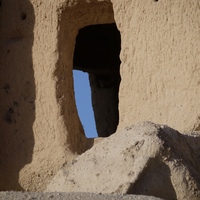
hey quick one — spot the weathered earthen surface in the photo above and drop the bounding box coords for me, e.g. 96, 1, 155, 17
0, 192, 163, 200
0, 0, 114, 191
0, 0, 200, 193
113, 0, 200, 132
46, 122, 200, 200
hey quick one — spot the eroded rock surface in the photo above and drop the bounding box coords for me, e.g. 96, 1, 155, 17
0, 192, 163, 200
46, 122, 200, 200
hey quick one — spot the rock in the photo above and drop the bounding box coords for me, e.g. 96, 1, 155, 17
46, 122, 200, 200
0, 192, 164, 200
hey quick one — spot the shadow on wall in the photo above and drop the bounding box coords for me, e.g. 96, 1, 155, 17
54, 0, 117, 154
54, 7, 93, 154
0, 0, 35, 190
128, 158, 177, 200
54, 1, 118, 153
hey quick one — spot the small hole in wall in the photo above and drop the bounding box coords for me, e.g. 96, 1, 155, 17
73, 23, 121, 137
21, 12, 27, 20
153, 0, 159, 2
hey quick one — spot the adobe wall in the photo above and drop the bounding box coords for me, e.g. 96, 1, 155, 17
115, 0, 200, 132
0, 0, 199, 192
0, 0, 114, 191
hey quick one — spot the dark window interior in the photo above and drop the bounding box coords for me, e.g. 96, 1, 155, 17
73, 23, 121, 137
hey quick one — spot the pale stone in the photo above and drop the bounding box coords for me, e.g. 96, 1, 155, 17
0, 192, 164, 200
46, 122, 200, 200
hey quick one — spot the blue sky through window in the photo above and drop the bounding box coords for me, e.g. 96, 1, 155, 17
73, 70, 98, 138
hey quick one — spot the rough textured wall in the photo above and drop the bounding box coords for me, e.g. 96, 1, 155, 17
0, 0, 200, 193
0, 0, 35, 190
112, 0, 200, 132
0, 0, 114, 191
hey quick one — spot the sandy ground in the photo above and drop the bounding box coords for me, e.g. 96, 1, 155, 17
0, 192, 163, 200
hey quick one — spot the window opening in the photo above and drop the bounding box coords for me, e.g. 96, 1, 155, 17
73, 23, 121, 137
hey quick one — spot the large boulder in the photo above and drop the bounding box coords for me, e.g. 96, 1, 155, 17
46, 122, 200, 200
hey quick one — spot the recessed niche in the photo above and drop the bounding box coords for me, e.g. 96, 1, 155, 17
21, 12, 27, 20
73, 23, 121, 137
